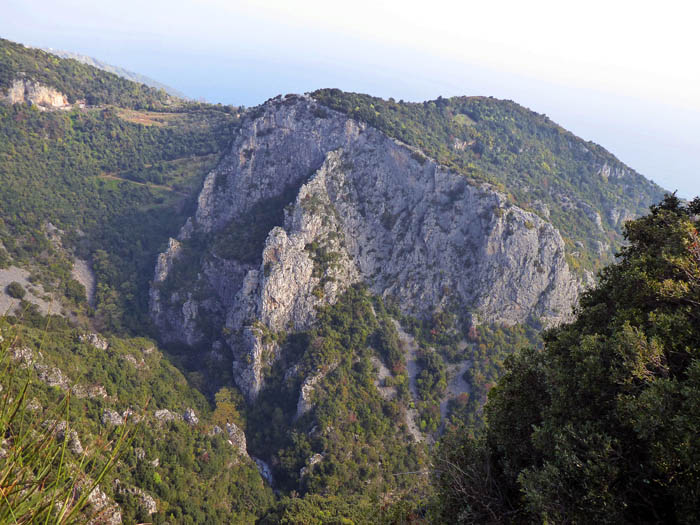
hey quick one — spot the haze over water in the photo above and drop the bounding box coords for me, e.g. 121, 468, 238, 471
3, 0, 698, 198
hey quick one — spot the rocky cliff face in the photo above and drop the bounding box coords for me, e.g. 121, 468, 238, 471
150, 94, 580, 399
1, 77, 71, 109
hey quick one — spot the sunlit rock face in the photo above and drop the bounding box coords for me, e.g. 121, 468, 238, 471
1, 78, 71, 109
150, 94, 579, 400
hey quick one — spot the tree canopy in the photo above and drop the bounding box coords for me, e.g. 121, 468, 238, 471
436, 194, 700, 524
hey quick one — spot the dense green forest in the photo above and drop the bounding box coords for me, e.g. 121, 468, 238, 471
436, 195, 700, 524
1, 37, 172, 108
0, 38, 239, 334
312, 89, 665, 275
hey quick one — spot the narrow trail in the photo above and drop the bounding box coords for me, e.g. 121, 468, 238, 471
386, 321, 473, 440
71, 258, 96, 308
97, 173, 190, 196
392, 319, 425, 443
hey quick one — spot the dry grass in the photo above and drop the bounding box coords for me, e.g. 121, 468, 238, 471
115, 108, 180, 127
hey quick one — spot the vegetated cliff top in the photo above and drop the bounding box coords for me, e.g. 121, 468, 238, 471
39, 47, 187, 99
0, 38, 175, 109
312, 89, 667, 273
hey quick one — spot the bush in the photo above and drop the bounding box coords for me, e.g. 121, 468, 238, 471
6, 281, 26, 299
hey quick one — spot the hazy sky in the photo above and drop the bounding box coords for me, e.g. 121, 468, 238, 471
3, 0, 698, 197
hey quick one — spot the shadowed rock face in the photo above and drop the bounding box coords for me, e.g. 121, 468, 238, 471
150, 94, 580, 400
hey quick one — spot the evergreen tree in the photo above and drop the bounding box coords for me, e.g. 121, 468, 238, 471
436, 194, 700, 523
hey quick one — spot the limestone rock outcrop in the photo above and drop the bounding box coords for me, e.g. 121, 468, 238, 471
102, 409, 124, 426
1, 78, 70, 109
183, 407, 199, 425
113, 480, 158, 516
80, 333, 109, 351
210, 422, 248, 455
296, 362, 338, 419
150, 94, 581, 400
154, 408, 183, 424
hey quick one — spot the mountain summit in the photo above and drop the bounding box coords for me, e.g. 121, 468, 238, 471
150, 93, 583, 399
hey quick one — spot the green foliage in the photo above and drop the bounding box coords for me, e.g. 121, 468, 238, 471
63, 278, 86, 304
312, 89, 666, 276
374, 317, 404, 374
211, 386, 245, 429
246, 286, 429, 507
6, 280, 25, 299
260, 492, 428, 524
436, 195, 700, 523
1, 38, 172, 108
415, 350, 446, 433
0, 321, 130, 524
454, 323, 542, 430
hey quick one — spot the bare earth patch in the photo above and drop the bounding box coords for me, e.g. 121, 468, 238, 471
72, 258, 96, 307
0, 266, 56, 315
440, 359, 472, 423
371, 356, 396, 400
393, 320, 426, 443
115, 108, 179, 127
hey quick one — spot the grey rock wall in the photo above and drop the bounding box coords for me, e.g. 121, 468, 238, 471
150, 94, 580, 400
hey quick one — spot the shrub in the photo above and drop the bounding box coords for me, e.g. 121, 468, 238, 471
6, 280, 26, 299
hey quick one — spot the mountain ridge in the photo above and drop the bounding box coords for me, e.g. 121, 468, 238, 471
39, 47, 187, 99
311, 89, 666, 276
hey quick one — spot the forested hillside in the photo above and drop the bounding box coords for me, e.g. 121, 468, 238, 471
0, 38, 238, 334
0, 315, 274, 523
1, 37, 173, 108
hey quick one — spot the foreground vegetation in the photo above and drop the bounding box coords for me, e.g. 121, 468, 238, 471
0, 322, 131, 523
0, 313, 274, 523
436, 195, 700, 523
